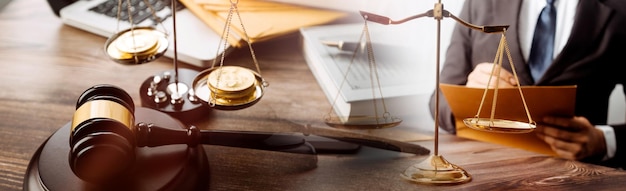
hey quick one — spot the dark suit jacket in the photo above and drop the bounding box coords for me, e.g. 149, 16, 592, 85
430, 0, 626, 168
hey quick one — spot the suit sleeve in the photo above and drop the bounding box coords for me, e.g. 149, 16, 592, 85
429, 0, 476, 133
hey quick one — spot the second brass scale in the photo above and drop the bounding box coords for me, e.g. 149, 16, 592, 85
332, 0, 538, 185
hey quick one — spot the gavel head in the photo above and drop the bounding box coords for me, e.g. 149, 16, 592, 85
69, 84, 137, 183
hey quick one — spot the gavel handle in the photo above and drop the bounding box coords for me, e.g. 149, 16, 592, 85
135, 123, 286, 148
135, 123, 430, 155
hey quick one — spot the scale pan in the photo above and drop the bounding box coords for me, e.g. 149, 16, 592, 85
463, 118, 535, 133
325, 116, 401, 129
104, 27, 169, 65
192, 66, 266, 110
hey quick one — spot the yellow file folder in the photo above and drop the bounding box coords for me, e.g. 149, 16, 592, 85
180, 0, 347, 47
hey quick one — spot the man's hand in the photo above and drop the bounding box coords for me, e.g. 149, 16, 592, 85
535, 116, 607, 160
466, 63, 518, 88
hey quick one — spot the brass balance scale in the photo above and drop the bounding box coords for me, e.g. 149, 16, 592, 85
103, 0, 267, 120
23, 1, 277, 190
325, 1, 537, 184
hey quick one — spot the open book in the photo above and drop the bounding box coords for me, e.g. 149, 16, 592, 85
440, 83, 577, 155
179, 0, 347, 47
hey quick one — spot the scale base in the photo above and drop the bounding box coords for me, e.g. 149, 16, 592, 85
24, 107, 317, 191
400, 154, 471, 185
139, 68, 210, 123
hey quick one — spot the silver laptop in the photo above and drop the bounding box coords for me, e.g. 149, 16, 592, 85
60, 0, 229, 67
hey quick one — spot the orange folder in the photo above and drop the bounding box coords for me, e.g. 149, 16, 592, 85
440, 83, 577, 155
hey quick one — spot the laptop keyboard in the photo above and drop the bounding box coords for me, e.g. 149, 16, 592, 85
89, 0, 178, 24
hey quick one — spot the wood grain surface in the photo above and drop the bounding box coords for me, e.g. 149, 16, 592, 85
2, 0, 626, 190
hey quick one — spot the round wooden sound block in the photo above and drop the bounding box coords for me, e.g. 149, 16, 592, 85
24, 107, 210, 191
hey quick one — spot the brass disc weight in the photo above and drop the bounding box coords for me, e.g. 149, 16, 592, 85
105, 27, 168, 65
192, 66, 266, 110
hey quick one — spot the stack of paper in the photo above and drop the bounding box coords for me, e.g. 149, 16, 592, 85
300, 23, 435, 124
179, 0, 347, 47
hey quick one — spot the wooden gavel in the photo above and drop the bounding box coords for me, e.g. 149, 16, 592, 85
69, 84, 430, 183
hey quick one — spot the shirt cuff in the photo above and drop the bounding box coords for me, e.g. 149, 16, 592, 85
596, 125, 616, 161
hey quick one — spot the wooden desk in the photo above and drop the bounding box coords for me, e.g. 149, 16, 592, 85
2, 0, 626, 190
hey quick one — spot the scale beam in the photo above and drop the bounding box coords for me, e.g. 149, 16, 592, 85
359, 10, 509, 34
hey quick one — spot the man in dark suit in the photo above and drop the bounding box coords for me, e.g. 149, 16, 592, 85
431, 0, 626, 168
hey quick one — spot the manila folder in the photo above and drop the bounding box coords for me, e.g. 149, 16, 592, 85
440, 83, 577, 155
